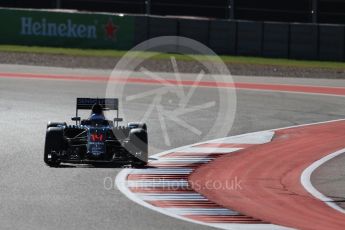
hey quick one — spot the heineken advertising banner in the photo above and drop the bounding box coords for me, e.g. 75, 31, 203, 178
0, 8, 135, 49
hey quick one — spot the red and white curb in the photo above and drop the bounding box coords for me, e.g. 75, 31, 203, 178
116, 130, 292, 230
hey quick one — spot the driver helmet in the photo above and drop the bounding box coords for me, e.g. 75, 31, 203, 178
89, 103, 105, 120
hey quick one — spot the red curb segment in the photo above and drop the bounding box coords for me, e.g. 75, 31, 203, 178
189, 120, 345, 230
2, 72, 345, 96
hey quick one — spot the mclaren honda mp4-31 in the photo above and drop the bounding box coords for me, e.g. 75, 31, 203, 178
44, 98, 148, 167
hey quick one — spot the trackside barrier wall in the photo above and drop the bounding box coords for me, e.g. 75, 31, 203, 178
178, 19, 209, 53
136, 17, 345, 61
0, 8, 135, 49
209, 20, 236, 55
319, 25, 345, 61
147, 17, 178, 52
148, 17, 178, 38
263, 22, 289, 58
237, 21, 263, 56
290, 23, 318, 60
133, 15, 148, 46
0, 8, 345, 61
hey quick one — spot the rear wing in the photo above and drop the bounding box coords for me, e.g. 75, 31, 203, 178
77, 98, 118, 110
73, 98, 122, 126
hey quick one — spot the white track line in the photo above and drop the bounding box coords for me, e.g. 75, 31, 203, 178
155, 158, 213, 163
209, 131, 275, 144
176, 147, 242, 153
301, 147, 345, 215
165, 208, 240, 215
130, 168, 194, 174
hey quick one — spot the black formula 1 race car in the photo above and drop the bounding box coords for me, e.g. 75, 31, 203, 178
44, 98, 148, 167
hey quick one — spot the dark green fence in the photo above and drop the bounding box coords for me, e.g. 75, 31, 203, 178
135, 17, 345, 61
0, 8, 344, 62
0, 8, 135, 49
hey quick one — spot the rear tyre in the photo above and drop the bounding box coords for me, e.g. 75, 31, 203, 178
44, 127, 65, 167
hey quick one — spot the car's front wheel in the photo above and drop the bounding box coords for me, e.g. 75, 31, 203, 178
44, 127, 65, 167
127, 128, 148, 168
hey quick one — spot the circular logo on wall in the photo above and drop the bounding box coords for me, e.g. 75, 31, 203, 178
106, 36, 237, 153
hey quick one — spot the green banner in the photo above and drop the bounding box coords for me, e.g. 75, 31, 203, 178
0, 8, 135, 49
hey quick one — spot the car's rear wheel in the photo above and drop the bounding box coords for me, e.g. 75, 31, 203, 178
44, 127, 65, 167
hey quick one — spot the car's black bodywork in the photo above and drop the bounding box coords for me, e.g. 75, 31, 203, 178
44, 98, 148, 167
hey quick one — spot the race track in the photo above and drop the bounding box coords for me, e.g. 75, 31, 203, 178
1, 64, 345, 230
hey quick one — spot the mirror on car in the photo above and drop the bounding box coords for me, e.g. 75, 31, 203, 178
72, 117, 81, 121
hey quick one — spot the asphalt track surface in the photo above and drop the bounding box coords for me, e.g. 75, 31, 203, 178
1, 64, 345, 230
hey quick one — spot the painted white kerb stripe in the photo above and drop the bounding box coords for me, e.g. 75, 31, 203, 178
301, 147, 345, 215
130, 168, 194, 174
176, 147, 241, 153
209, 131, 275, 144
166, 208, 240, 215
155, 158, 214, 163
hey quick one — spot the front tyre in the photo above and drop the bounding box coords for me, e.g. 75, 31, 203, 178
127, 128, 148, 168
44, 127, 65, 167
132, 160, 146, 168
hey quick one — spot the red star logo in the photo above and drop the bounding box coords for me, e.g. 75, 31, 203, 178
104, 18, 119, 40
